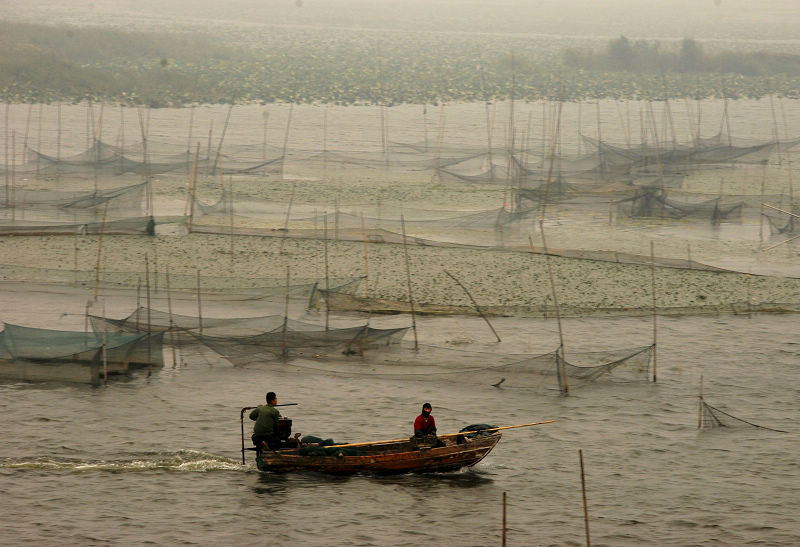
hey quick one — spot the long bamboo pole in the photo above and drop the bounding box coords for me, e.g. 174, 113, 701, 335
650, 241, 658, 382
400, 215, 419, 350
145, 253, 152, 377
93, 200, 110, 300
580, 449, 591, 547
323, 214, 330, 331
443, 269, 501, 342
502, 491, 507, 547
196, 268, 203, 335
186, 143, 200, 231
326, 420, 556, 449
282, 266, 290, 358
166, 264, 177, 368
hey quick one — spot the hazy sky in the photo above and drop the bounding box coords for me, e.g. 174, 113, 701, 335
1, 0, 798, 43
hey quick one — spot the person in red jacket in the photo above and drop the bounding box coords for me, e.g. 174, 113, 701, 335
414, 402, 437, 437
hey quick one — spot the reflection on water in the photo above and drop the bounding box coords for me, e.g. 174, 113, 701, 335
370, 468, 495, 489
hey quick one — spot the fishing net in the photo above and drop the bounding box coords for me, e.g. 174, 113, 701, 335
699, 399, 787, 433
0, 322, 164, 367
265, 342, 654, 393
197, 321, 410, 363
615, 187, 744, 223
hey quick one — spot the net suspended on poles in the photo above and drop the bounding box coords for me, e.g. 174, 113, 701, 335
196, 322, 410, 364
262, 342, 654, 393
0, 322, 164, 368
90, 307, 408, 356
615, 187, 745, 223
699, 399, 787, 433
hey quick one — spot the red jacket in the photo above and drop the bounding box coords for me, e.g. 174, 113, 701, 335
414, 414, 437, 436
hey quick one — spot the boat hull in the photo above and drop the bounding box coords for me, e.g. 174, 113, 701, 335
255, 432, 501, 475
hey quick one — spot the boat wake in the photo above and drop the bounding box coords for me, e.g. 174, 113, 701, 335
0, 450, 245, 473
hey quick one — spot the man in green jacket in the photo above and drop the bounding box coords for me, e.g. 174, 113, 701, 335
250, 391, 281, 452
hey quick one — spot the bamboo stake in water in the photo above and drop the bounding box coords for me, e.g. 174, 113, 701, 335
102, 300, 108, 385
186, 143, 200, 231
580, 449, 591, 547
166, 264, 177, 368
280, 103, 294, 180
4, 103, 8, 206
698, 374, 704, 429
93, 200, 110, 300
502, 491, 507, 547
11, 129, 15, 222
400, 215, 419, 350
196, 268, 203, 335
279, 181, 297, 254
145, 253, 152, 377
282, 266, 290, 358
650, 241, 658, 382
228, 176, 235, 264
361, 213, 370, 298
444, 269, 500, 342
323, 214, 330, 331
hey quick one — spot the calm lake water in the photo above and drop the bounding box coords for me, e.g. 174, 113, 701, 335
1, 283, 798, 546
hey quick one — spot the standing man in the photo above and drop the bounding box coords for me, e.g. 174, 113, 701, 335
250, 391, 281, 452
414, 402, 437, 437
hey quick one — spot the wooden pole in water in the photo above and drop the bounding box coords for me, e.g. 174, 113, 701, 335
56, 103, 62, 183
759, 160, 767, 245
279, 181, 297, 254
580, 449, 591, 547
650, 241, 658, 382
36, 103, 42, 179
11, 129, 15, 222
502, 491, 507, 547
21, 103, 32, 165
136, 280, 141, 331
145, 253, 152, 377
196, 268, 203, 335
187, 105, 195, 174
4, 103, 8, 207
400, 215, 419, 350
698, 374, 704, 429
280, 103, 294, 180
282, 266, 290, 358
539, 223, 568, 395
361, 213, 370, 298
323, 214, 330, 331
228, 175, 235, 264
444, 269, 500, 342
93, 200, 110, 300
212, 104, 233, 175
166, 264, 177, 368
102, 300, 108, 385
186, 143, 200, 232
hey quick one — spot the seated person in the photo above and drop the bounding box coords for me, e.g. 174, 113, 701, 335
413, 402, 444, 447
250, 391, 281, 452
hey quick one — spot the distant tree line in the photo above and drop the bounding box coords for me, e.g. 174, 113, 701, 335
564, 36, 800, 76
1, 22, 799, 106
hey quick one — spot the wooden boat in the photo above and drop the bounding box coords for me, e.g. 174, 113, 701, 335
240, 408, 553, 476
253, 431, 502, 475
